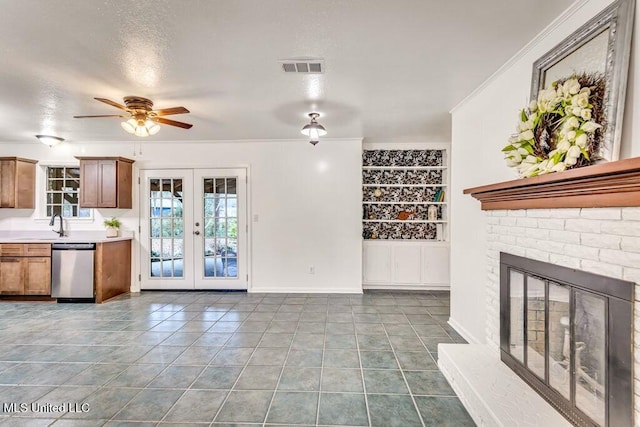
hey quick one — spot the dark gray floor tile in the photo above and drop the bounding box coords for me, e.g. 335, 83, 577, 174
357, 334, 392, 350
396, 350, 438, 370
248, 348, 288, 365
389, 334, 428, 351
300, 312, 327, 322
368, 393, 423, 426
113, 389, 183, 421
235, 365, 281, 390
355, 323, 386, 335
107, 364, 166, 388
266, 391, 318, 425
258, 333, 293, 348
1, 419, 57, 426
360, 350, 398, 369
65, 364, 126, 386
404, 371, 456, 396
267, 321, 298, 333
318, 392, 368, 426
159, 332, 203, 346
136, 346, 185, 364
278, 367, 320, 391
225, 332, 263, 347
193, 332, 232, 347
413, 324, 449, 337
214, 390, 273, 423
172, 346, 220, 365
384, 323, 417, 335
415, 396, 475, 426
363, 369, 409, 394
321, 368, 363, 392
324, 333, 357, 349
148, 365, 203, 388
291, 333, 324, 349
163, 389, 227, 423
325, 322, 355, 334
286, 349, 322, 367
191, 366, 243, 389
210, 347, 254, 366
421, 336, 454, 353
323, 349, 360, 368
296, 322, 326, 334
236, 321, 269, 333
64, 387, 140, 419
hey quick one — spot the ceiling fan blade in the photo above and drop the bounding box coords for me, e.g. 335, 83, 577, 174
152, 117, 193, 129
94, 97, 128, 111
153, 106, 190, 116
73, 114, 127, 118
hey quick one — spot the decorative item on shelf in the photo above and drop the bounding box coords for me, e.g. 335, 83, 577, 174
428, 205, 438, 221
373, 188, 382, 198
368, 213, 376, 220
503, 73, 606, 178
103, 217, 121, 238
433, 188, 445, 202
396, 211, 414, 220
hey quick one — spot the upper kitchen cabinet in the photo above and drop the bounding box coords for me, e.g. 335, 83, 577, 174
76, 157, 134, 208
0, 157, 37, 209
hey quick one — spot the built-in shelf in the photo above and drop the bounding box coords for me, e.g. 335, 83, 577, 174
363, 184, 447, 188
363, 201, 447, 205
363, 220, 447, 223
464, 157, 640, 210
362, 166, 447, 170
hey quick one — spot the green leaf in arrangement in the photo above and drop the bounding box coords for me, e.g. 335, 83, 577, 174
502, 144, 516, 152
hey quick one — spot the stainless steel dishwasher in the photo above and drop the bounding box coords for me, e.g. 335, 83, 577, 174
51, 243, 96, 302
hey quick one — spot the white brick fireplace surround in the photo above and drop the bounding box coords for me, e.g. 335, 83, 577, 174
440, 206, 640, 426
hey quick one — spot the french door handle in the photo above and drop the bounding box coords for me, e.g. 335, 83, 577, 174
194, 231, 200, 235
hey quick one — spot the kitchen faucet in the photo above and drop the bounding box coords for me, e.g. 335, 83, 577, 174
49, 213, 65, 237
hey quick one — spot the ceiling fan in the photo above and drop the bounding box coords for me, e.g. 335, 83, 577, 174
74, 96, 193, 137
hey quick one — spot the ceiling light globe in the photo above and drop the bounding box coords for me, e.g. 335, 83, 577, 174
35, 135, 64, 147
148, 123, 160, 135
121, 119, 136, 134
134, 126, 149, 137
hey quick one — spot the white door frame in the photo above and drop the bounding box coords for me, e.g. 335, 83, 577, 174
139, 167, 249, 290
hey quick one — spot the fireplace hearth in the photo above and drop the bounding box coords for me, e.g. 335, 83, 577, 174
500, 252, 633, 427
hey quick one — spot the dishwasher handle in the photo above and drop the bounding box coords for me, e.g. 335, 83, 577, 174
51, 243, 96, 250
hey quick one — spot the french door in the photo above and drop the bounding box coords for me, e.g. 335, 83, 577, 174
140, 168, 247, 290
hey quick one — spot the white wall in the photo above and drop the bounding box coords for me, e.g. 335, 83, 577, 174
450, 0, 640, 344
0, 138, 363, 293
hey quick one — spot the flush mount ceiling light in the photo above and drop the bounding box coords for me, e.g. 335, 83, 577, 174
301, 112, 326, 145
35, 135, 64, 147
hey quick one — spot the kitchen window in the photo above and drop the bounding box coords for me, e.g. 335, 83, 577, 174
45, 166, 91, 218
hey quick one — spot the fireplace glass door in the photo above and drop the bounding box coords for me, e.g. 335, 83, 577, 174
500, 252, 632, 427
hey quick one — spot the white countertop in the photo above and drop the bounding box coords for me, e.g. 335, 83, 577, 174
0, 231, 134, 243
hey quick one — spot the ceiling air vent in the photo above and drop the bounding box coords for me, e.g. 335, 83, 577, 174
280, 59, 324, 74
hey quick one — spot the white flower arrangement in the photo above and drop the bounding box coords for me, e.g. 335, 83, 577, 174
502, 73, 605, 178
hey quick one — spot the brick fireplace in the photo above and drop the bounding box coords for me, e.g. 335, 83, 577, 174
441, 159, 640, 426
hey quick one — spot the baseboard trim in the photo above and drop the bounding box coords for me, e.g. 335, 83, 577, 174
447, 317, 481, 345
249, 286, 363, 294
363, 283, 449, 291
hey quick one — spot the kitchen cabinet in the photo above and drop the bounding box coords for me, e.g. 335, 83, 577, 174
0, 244, 51, 295
0, 157, 37, 209
95, 239, 131, 303
76, 157, 134, 208
363, 241, 449, 290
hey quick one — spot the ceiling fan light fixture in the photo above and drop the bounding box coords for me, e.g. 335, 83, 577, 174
35, 135, 64, 147
121, 119, 136, 134
146, 120, 160, 135
301, 113, 327, 141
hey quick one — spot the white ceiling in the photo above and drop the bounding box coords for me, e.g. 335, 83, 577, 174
0, 0, 574, 144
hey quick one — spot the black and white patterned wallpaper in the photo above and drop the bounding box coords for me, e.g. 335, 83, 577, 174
362, 149, 443, 167
363, 149, 445, 240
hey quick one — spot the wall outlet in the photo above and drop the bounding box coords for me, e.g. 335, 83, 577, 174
308, 265, 315, 274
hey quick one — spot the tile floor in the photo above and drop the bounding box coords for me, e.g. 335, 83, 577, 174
0, 291, 473, 426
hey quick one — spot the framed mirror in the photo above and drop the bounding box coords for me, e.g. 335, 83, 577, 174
530, 0, 635, 161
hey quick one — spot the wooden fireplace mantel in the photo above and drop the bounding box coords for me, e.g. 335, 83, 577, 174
463, 157, 640, 210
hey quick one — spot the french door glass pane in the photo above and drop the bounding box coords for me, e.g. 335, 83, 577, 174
548, 282, 570, 399
149, 178, 184, 278
203, 177, 238, 278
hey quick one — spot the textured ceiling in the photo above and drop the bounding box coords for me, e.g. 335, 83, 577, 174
0, 0, 574, 144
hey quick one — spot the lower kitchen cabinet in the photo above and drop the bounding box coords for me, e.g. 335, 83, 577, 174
95, 239, 131, 303
0, 244, 51, 295
363, 241, 449, 290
